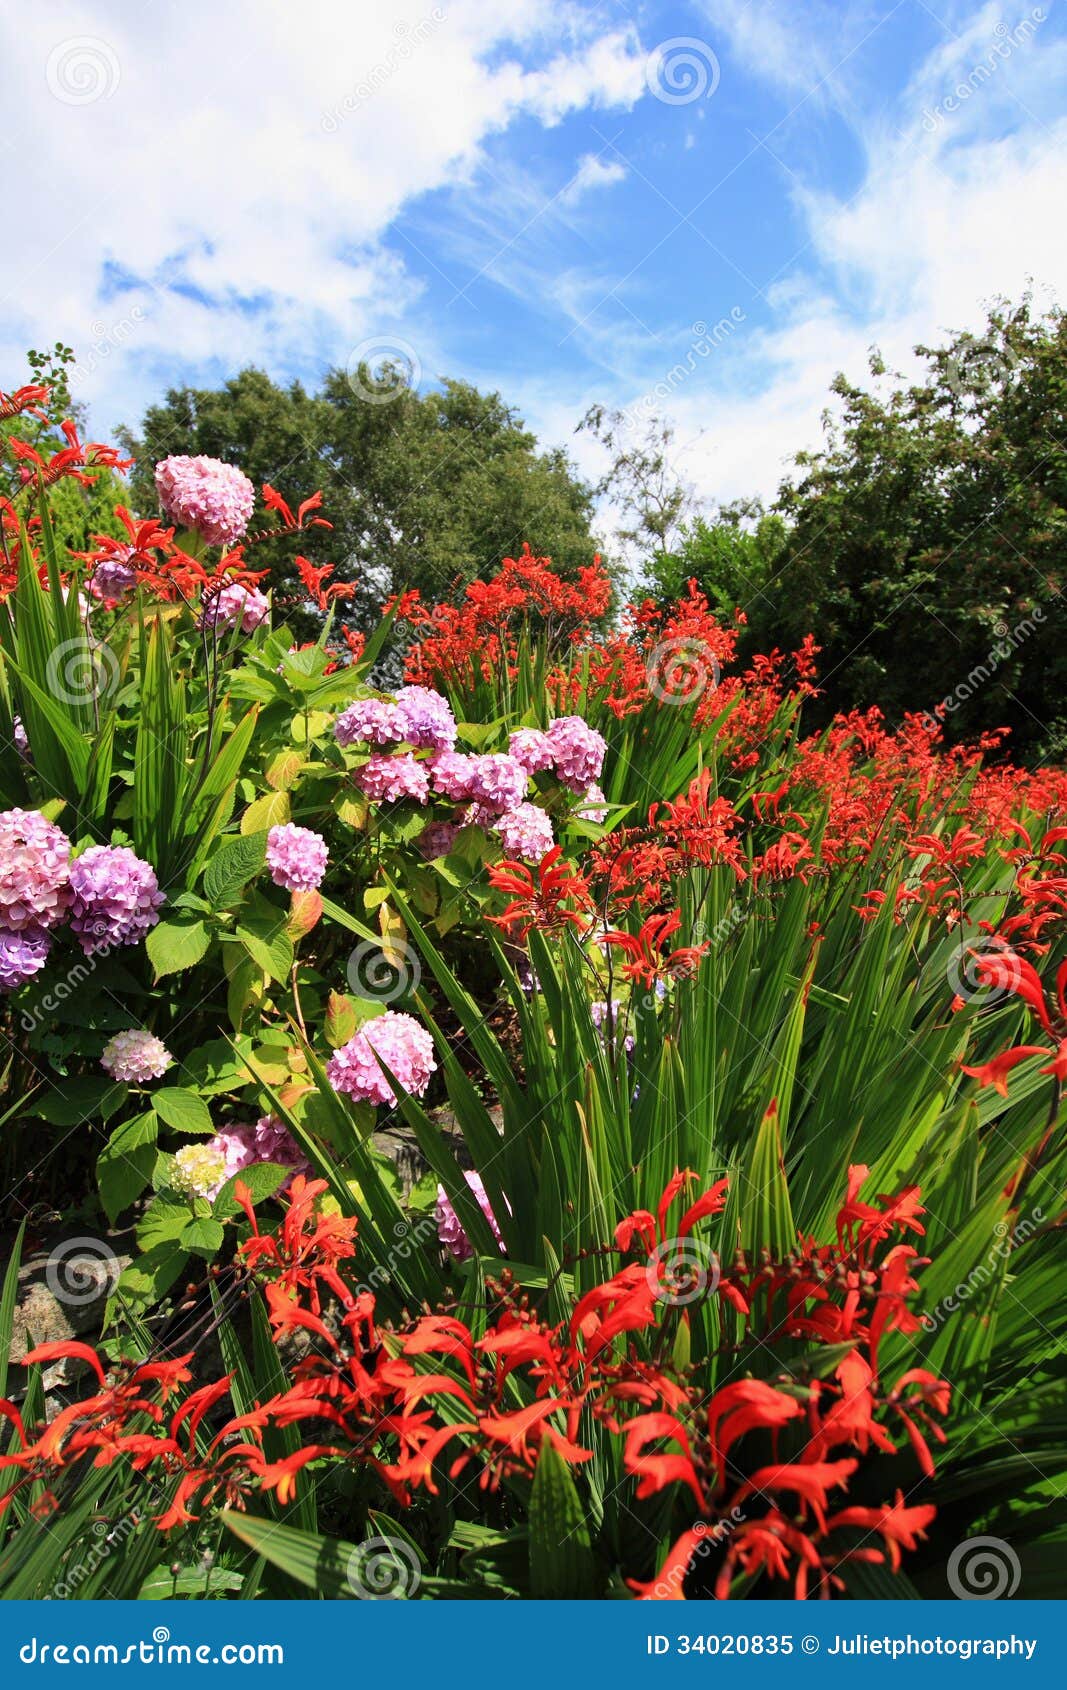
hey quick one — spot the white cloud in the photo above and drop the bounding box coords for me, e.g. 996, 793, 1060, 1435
559, 153, 627, 205
0, 0, 647, 430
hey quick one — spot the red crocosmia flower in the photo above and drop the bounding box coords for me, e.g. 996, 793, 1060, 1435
961, 1045, 1050, 1096
487, 847, 593, 940
826, 1491, 937, 1572
600, 909, 707, 986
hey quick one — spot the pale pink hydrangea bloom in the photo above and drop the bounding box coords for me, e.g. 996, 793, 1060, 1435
394, 686, 457, 752
155, 455, 256, 548
0, 808, 72, 933
465, 754, 527, 814
100, 1029, 173, 1084
204, 1114, 308, 1198
435, 1171, 506, 1262
495, 802, 555, 861
428, 751, 478, 802
266, 823, 328, 891
334, 698, 407, 748
69, 845, 164, 956
545, 716, 607, 793
201, 582, 270, 634
576, 783, 608, 824
90, 555, 138, 603
508, 728, 554, 776
354, 753, 430, 805
327, 1010, 436, 1107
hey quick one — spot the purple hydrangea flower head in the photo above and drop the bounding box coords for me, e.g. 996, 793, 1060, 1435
266, 823, 328, 891
508, 728, 554, 776
201, 582, 269, 634
465, 753, 527, 814
334, 698, 407, 748
0, 929, 52, 992
12, 716, 30, 761
394, 686, 457, 752
419, 820, 463, 860
326, 1010, 437, 1107
100, 1029, 173, 1084
69, 845, 164, 956
435, 1171, 506, 1262
91, 555, 138, 603
0, 808, 72, 933
495, 802, 555, 861
354, 753, 431, 806
427, 750, 478, 802
545, 716, 607, 793
155, 455, 256, 549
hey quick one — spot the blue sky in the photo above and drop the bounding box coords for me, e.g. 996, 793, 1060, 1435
3, 0, 1066, 507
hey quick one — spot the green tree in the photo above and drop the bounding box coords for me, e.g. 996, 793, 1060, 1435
123, 365, 602, 631
762, 300, 1067, 757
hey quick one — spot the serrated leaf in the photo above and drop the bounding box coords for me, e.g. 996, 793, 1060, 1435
204, 830, 268, 905
146, 918, 211, 980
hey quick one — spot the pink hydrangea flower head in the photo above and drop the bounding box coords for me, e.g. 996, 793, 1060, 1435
0, 930, 52, 993
428, 750, 478, 802
155, 454, 256, 548
508, 728, 554, 776
576, 783, 608, 824
334, 698, 407, 748
466, 753, 528, 814
69, 845, 164, 957
326, 1010, 436, 1107
201, 582, 270, 634
495, 802, 555, 861
545, 716, 607, 793
266, 823, 328, 891
100, 1029, 173, 1084
435, 1171, 505, 1262
394, 685, 457, 752
354, 752, 430, 806
419, 820, 463, 859
205, 1114, 308, 1198
0, 808, 73, 933
91, 555, 138, 604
